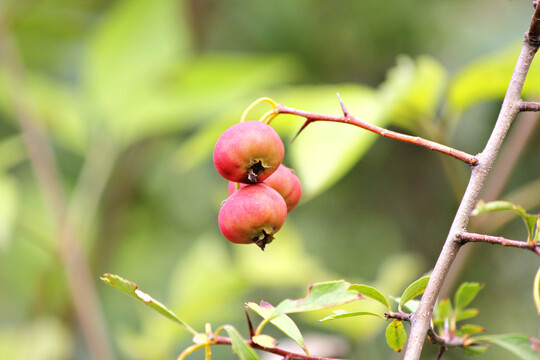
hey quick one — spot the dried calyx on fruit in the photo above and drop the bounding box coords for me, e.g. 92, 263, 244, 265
213, 121, 285, 184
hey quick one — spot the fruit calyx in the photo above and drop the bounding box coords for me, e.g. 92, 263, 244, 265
253, 228, 275, 250
247, 159, 273, 183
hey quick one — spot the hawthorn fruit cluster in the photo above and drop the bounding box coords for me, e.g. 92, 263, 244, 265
213, 121, 302, 250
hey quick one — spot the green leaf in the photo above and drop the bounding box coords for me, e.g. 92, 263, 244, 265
473, 200, 539, 243
476, 334, 540, 360
385, 320, 407, 352
319, 310, 386, 322
378, 55, 447, 130
271, 280, 363, 317
251, 334, 277, 349
472, 200, 521, 215
460, 324, 485, 335
257, 281, 363, 338
399, 276, 430, 312
224, 325, 261, 360
534, 218, 540, 243
462, 344, 489, 356
447, 42, 540, 114
454, 282, 484, 311
456, 308, 480, 322
246, 301, 308, 354
84, 0, 186, 119
435, 298, 453, 321
349, 284, 391, 311
124, 55, 298, 146
100, 273, 196, 335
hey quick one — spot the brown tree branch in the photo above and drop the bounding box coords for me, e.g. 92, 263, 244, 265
457, 232, 540, 255
275, 105, 479, 166
404, 5, 540, 359
520, 101, 540, 111
440, 111, 539, 298
213, 336, 348, 360
385, 311, 412, 322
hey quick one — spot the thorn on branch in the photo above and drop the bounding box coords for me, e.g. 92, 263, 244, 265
291, 119, 313, 143
245, 310, 255, 338
336, 93, 350, 117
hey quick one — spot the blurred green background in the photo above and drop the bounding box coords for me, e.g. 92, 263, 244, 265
0, 0, 539, 359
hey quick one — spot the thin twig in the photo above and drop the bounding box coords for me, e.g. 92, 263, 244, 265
276, 105, 478, 166
520, 101, 540, 111
457, 232, 540, 255
385, 311, 412, 322
436, 345, 447, 360
404, 5, 540, 359
213, 336, 348, 360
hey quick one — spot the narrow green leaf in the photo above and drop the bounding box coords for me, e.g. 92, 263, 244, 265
460, 324, 485, 335
378, 55, 447, 130
462, 344, 489, 355
454, 282, 484, 311
349, 284, 391, 311
100, 273, 196, 335
456, 308, 479, 322
436, 298, 453, 321
224, 325, 261, 360
399, 276, 430, 312
385, 320, 407, 352
447, 42, 540, 114
472, 200, 522, 215
534, 218, 540, 243
534, 266, 540, 316
246, 301, 308, 354
319, 310, 386, 322
252, 335, 277, 349
524, 215, 540, 243
85, 0, 186, 117
476, 334, 540, 360
473, 201, 539, 242
271, 280, 363, 316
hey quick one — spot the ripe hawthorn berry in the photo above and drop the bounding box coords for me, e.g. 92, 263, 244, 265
229, 164, 302, 212
218, 183, 287, 250
213, 121, 284, 184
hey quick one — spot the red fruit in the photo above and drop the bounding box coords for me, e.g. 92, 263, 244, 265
213, 121, 285, 184
229, 164, 302, 212
218, 183, 287, 250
